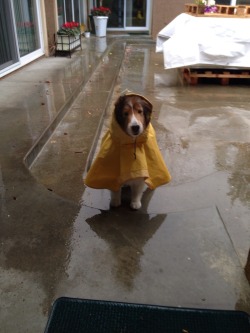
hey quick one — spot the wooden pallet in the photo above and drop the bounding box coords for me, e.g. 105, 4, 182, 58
182, 68, 250, 85
185, 4, 250, 17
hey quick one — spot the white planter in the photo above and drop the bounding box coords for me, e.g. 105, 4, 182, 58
93, 16, 108, 37
56, 34, 81, 51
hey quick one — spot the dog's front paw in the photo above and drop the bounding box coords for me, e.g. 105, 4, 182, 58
130, 201, 141, 210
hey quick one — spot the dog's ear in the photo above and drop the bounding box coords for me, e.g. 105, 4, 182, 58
114, 96, 126, 128
142, 99, 152, 127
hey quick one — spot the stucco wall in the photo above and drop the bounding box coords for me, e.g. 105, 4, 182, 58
152, 0, 187, 39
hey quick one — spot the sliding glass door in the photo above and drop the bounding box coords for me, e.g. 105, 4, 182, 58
106, 0, 124, 28
0, 0, 18, 70
99, 0, 150, 31
0, 0, 43, 77
126, 0, 147, 28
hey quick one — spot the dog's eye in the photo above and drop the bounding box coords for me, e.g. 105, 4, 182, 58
137, 109, 143, 114
123, 111, 129, 117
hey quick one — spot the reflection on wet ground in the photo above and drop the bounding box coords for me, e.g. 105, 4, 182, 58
58, 204, 250, 313
86, 209, 166, 290
0, 38, 250, 333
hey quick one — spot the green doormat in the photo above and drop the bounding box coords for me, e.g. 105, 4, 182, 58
44, 297, 250, 333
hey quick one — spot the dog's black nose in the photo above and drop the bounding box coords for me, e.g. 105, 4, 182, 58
131, 125, 140, 134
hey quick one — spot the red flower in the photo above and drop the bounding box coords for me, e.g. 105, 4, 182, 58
91, 6, 111, 16
62, 21, 79, 29
58, 21, 80, 36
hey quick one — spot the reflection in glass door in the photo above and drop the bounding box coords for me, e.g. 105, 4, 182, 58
13, 0, 41, 57
126, 0, 147, 28
106, 0, 124, 28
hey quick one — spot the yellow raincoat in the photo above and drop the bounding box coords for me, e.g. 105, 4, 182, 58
84, 114, 171, 192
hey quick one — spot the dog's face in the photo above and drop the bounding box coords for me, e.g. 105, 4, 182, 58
114, 95, 152, 137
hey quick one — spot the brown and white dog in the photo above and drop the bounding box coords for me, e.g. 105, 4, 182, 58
84, 93, 171, 210
111, 94, 152, 209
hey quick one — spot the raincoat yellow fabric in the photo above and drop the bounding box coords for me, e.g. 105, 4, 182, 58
84, 114, 171, 192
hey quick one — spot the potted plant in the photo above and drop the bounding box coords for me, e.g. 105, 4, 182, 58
90, 6, 111, 37
204, 0, 218, 13
56, 21, 81, 53
91, 6, 111, 17
57, 21, 80, 36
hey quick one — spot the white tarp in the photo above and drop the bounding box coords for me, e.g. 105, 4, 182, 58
156, 13, 250, 69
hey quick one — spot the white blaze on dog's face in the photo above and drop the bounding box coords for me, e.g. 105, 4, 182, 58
114, 95, 152, 137
122, 96, 145, 137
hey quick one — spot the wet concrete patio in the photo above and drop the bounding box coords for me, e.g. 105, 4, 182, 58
0, 36, 249, 332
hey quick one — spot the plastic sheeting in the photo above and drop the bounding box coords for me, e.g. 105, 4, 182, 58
156, 13, 250, 69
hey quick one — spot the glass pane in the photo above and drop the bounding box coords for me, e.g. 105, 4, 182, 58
13, 0, 40, 57
65, 0, 73, 21
237, 0, 250, 3
0, 0, 18, 69
57, 0, 65, 28
216, 0, 231, 3
126, 0, 146, 27
73, 0, 80, 22
102, 0, 124, 28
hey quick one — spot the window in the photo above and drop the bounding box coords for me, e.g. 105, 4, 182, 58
57, 0, 81, 26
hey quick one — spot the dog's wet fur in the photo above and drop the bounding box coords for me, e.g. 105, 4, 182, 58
111, 95, 152, 210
